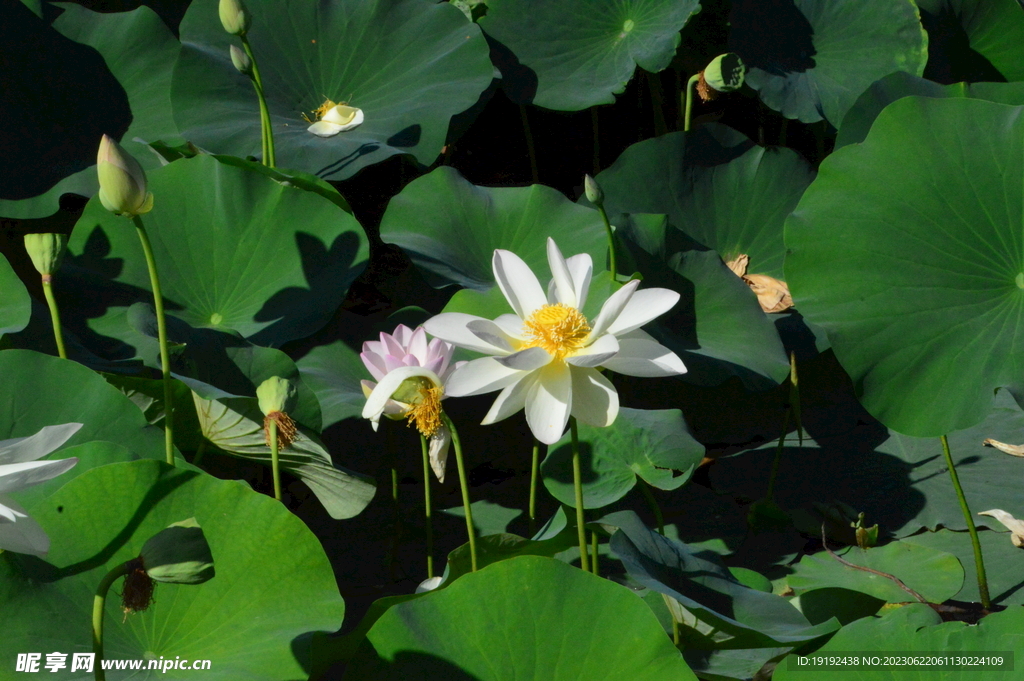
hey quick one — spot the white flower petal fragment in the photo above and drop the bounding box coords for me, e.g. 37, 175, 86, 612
308, 104, 364, 137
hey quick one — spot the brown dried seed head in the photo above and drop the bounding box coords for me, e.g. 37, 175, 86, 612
264, 411, 297, 449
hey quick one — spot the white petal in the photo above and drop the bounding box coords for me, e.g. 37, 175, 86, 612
0, 458, 79, 495
445, 357, 525, 397
0, 423, 82, 465
526, 362, 572, 445
601, 337, 687, 377
493, 314, 527, 341
424, 313, 514, 355
466, 318, 516, 353
307, 121, 344, 137
495, 347, 553, 371
570, 367, 619, 427
407, 326, 430, 364
605, 288, 681, 336
428, 427, 450, 483
564, 253, 593, 311
493, 249, 547, 319
361, 366, 441, 421
307, 106, 364, 136
566, 334, 619, 367
323, 105, 364, 128
588, 279, 640, 340
546, 238, 578, 308
0, 497, 49, 556
481, 373, 533, 425
416, 576, 444, 593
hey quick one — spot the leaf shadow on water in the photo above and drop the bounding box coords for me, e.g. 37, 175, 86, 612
482, 33, 539, 105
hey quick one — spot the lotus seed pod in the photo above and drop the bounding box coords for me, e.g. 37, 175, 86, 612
703, 53, 746, 95
584, 174, 604, 206
256, 376, 297, 416
139, 518, 215, 585
24, 233, 67, 277
229, 44, 252, 76
96, 135, 154, 217
218, 0, 250, 36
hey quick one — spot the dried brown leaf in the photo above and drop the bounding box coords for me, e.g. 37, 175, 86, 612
983, 438, 1024, 457
743, 273, 793, 313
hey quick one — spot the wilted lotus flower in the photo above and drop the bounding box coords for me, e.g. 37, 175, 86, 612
96, 135, 153, 218
307, 100, 364, 137
360, 325, 464, 481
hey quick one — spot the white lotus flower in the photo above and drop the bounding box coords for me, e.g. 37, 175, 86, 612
423, 238, 686, 445
0, 423, 82, 557
360, 325, 464, 482
307, 103, 364, 137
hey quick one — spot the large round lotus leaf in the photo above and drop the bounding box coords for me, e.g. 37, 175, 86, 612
903, 529, 1024, 606
785, 97, 1024, 436
708, 389, 1024, 537
0, 253, 31, 337
774, 604, 1024, 680
349, 556, 697, 680
787, 540, 964, 604
917, 0, 1024, 83
542, 408, 704, 509
0, 459, 345, 680
380, 166, 608, 289
728, 0, 927, 125
63, 154, 368, 347
0, 4, 180, 219
480, 0, 700, 111
171, 0, 492, 180
594, 130, 815, 279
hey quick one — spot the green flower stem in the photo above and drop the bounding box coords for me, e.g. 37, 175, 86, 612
529, 439, 541, 536
391, 467, 398, 503
683, 73, 700, 133
192, 439, 207, 466
420, 434, 434, 579
672, 619, 680, 647
646, 70, 668, 137
591, 530, 599, 576
41, 276, 67, 360
596, 202, 617, 277
132, 216, 174, 467
269, 419, 281, 501
639, 479, 665, 535
764, 405, 791, 504
442, 413, 477, 571
92, 560, 131, 681
570, 417, 590, 572
519, 104, 539, 184
940, 434, 991, 609
240, 36, 275, 168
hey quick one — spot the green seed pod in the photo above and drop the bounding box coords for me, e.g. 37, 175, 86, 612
139, 518, 215, 585
230, 44, 252, 76
23, 233, 67, 277
219, 0, 251, 36
97, 135, 153, 217
257, 376, 297, 416
390, 375, 434, 405
584, 174, 604, 206
704, 53, 746, 94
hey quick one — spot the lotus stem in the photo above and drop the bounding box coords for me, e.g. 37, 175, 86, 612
646, 70, 668, 137
940, 434, 991, 609
672, 619, 680, 647
529, 439, 541, 536
240, 36, 275, 168
764, 404, 790, 504
41, 275, 67, 359
132, 216, 174, 467
683, 73, 700, 132
192, 439, 207, 466
570, 417, 590, 572
92, 560, 131, 681
269, 419, 281, 501
591, 530, 599, 576
519, 104, 539, 184
442, 413, 477, 571
639, 480, 665, 535
420, 434, 434, 579
596, 202, 617, 277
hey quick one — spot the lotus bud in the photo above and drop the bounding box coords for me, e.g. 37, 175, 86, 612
96, 135, 154, 217
139, 518, 215, 584
218, 0, 250, 36
584, 174, 604, 206
698, 53, 746, 103
257, 376, 298, 448
230, 44, 252, 76
24, 233, 67, 278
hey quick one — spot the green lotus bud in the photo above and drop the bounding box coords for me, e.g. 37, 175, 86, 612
230, 44, 252, 76
257, 376, 297, 416
219, 0, 251, 36
584, 174, 604, 206
97, 134, 154, 217
139, 518, 215, 585
23, 233, 67, 277
704, 53, 746, 94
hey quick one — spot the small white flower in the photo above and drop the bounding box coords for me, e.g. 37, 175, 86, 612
423, 238, 686, 445
360, 325, 464, 482
0, 424, 82, 557
307, 103, 364, 137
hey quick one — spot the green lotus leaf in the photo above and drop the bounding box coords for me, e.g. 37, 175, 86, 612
593, 128, 815, 279
192, 392, 374, 519
541, 408, 704, 509
440, 499, 522, 537
0, 3, 180, 218
790, 588, 886, 627
837, 72, 1024, 148
917, 0, 1024, 83
785, 97, 1024, 436
0, 459, 345, 680
787, 540, 964, 604
728, 0, 928, 125
62, 154, 368, 347
0, 253, 31, 337
296, 339, 367, 428
480, 0, 700, 111
444, 525, 580, 583
902, 529, 1024, 606
381, 166, 609, 290
348, 556, 697, 680
773, 604, 1024, 680
171, 0, 492, 179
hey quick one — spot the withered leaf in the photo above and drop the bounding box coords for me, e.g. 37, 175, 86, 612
724, 254, 793, 313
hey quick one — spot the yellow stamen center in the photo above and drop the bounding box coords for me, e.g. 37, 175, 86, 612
521, 303, 591, 361
301, 97, 338, 124
406, 385, 444, 438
